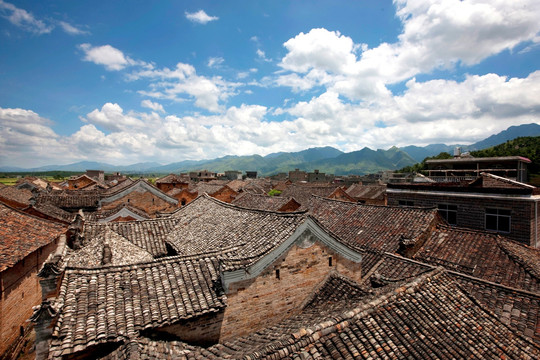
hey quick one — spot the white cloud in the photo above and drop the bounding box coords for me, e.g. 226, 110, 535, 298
78, 44, 131, 71
185, 10, 218, 24
207, 57, 224, 68
0, 0, 53, 34
276, 1, 540, 101
256, 49, 271, 62
134, 62, 239, 113
59, 21, 89, 35
83, 103, 147, 132
141, 100, 165, 113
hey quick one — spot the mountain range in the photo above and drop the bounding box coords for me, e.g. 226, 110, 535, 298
2, 123, 539, 176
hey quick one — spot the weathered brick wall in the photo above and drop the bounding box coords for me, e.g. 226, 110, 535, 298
219, 241, 362, 341
157, 312, 225, 346
0, 240, 57, 356
211, 188, 237, 203
387, 192, 536, 246
171, 190, 198, 206
101, 192, 177, 216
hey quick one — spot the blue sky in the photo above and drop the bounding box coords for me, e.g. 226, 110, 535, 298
1, 0, 539, 167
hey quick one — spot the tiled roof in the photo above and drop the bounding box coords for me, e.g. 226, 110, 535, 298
202, 268, 540, 359
231, 192, 299, 212
155, 174, 188, 184
103, 178, 135, 195
101, 179, 177, 205
308, 196, 439, 253
414, 224, 539, 292
83, 218, 177, 257
345, 183, 386, 200
167, 195, 307, 271
279, 183, 342, 209
85, 203, 151, 222
0, 202, 66, 272
50, 255, 226, 359
23, 203, 75, 223
36, 190, 102, 210
0, 185, 34, 207
226, 179, 247, 192
191, 182, 224, 195
363, 253, 540, 343
66, 227, 154, 268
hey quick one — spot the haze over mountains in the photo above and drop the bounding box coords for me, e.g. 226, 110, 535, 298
2, 123, 540, 176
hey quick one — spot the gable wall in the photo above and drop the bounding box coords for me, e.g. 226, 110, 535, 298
219, 241, 362, 341
101, 191, 177, 216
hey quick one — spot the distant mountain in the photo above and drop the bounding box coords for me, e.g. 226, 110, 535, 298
400, 123, 540, 162
472, 123, 540, 150
3, 124, 538, 176
298, 147, 416, 175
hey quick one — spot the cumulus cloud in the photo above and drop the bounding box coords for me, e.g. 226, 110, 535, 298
78, 44, 133, 71
0, 0, 53, 34
185, 10, 218, 24
277, 1, 540, 101
134, 62, 239, 113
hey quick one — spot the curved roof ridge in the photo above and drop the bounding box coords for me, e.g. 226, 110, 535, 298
310, 193, 437, 211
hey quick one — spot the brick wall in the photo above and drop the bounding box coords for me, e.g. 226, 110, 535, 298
101, 192, 177, 216
387, 191, 537, 246
0, 240, 58, 356
219, 241, 362, 341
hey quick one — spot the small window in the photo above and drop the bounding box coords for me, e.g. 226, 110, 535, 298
398, 200, 414, 207
485, 208, 511, 233
438, 204, 457, 225
275, 269, 280, 280
328, 256, 333, 267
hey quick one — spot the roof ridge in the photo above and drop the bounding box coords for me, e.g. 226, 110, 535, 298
310, 194, 436, 211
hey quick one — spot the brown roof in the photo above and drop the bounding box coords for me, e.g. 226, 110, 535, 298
346, 183, 386, 200
49, 255, 226, 358
0, 202, 66, 272
0, 185, 34, 208
413, 224, 539, 292
308, 196, 440, 253
231, 192, 300, 212
36, 190, 102, 210
115, 269, 540, 359
155, 174, 188, 184
363, 253, 540, 343
279, 183, 343, 209
85, 203, 151, 222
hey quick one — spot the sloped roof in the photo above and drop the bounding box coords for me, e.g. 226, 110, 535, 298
279, 183, 342, 209
308, 196, 440, 253
205, 268, 540, 359
86, 203, 151, 222
0, 202, 66, 272
101, 179, 178, 205
363, 253, 540, 343
23, 203, 75, 223
0, 184, 34, 207
36, 190, 102, 209
155, 173, 188, 184
49, 255, 226, 359
190, 182, 224, 195
346, 183, 386, 200
231, 192, 300, 211
103, 177, 135, 195
83, 218, 178, 257
167, 195, 307, 271
66, 227, 154, 268
102, 269, 540, 359
414, 224, 539, 292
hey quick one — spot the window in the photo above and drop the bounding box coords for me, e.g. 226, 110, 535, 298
485, 208, 511, 233
438, 204, 457, 225
328, 256, 333, 267
398, 200, 414, 207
